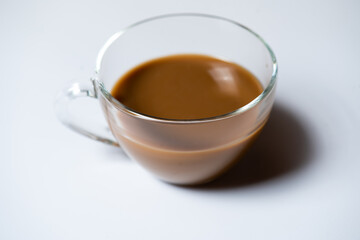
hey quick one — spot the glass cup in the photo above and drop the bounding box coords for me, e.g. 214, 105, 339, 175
55, 13, 278, 185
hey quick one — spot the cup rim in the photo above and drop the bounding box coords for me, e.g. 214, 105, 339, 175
94, 13, 278, 124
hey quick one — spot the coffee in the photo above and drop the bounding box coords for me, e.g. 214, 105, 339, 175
111, 54, 262, 120
106, 54, 265, 184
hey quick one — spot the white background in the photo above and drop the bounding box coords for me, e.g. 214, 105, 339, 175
1, 0, 360, 239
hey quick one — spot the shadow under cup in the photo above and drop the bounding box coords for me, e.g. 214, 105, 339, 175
95, 14, 277, 185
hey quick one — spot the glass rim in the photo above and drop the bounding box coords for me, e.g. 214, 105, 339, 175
94, 13, 278, 124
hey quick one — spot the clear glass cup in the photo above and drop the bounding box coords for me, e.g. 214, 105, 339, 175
55, 13, 278, 185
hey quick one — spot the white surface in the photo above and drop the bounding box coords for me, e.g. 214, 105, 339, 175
1, 0, 360, 239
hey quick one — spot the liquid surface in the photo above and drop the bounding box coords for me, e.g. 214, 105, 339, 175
111, 54, 262, 120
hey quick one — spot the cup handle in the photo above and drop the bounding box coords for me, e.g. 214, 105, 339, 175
54, 79, 119, 147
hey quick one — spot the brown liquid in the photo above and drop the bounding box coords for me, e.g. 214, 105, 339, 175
111, 54, 262, 120
107, 54, 265, 185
